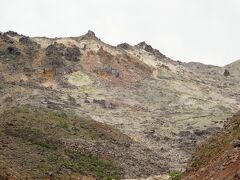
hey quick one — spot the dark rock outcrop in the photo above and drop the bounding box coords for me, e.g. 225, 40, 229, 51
6, 46, 21, 56
19, 36, 32, 44
44, 42, 81, 75
117, 43, 132, 50
4, 31, 19, 37
137, 41, 166, 59
93, 99, 116, 109
65, 45, 81, 61
44, 43, 66, 75
94, 66, 120, 78
224, 69, 230, 77
86, 30, 96, 38
46, 42, 66, 56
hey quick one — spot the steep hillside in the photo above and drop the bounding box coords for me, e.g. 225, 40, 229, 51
0, 105, 168, 179
0, 30, 240, 178
182, 111, 240, 180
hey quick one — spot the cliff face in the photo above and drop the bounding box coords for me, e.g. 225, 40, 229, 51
0, 30, 240, 178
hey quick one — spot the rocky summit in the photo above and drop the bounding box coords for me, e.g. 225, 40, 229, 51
0, 30, 240, 179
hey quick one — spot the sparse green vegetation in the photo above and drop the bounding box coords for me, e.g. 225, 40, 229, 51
4, 127, 57, 150
169, 171, 181, 180
0, 106, 124, 179
66, 71, 92, 86
15, 105, 30, 113
189, 112, 240, 170
63, 150, 122, 179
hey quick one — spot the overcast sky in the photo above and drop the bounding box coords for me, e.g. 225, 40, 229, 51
0, 0, 239, 66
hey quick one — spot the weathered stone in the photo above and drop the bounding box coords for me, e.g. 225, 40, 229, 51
4, 31, 19, 37
46, 42, 66, 56
137, 41, 166, 58
65, 45, 81, 61
93, 99, 116, 109
95, 66, 120, 78
224, 69, 230, 77
6, 46, 21, 56
19, 36, 32, 44
232, 140, 240, 148
178, 131, 191, 137
117, 43, 132, 50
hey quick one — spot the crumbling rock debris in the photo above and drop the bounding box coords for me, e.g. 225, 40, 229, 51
94, 66, 120, 78
84, 99, 90, 103
68, 95, 77, 106
178, 131, 191, 137
93, 99, 116, 109
159, 64, 171, 71
7, 64, 16, 72
46, 99, 65, 110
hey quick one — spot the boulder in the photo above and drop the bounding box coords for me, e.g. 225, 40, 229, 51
224, 69, 230, 77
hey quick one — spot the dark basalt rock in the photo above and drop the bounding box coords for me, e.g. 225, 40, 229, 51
81, 30, 100, 41
117, 43, 132, 50
224, 69, 230, 77
19, 36, 30, 44
137, 41, 166, 58
44, 42, 81, 76
19, 36, 32, 44
7, 46, 21, 56
93, 99, 116, 109
86, 30, 96, 38
233, 140, 240, 148
19, 36, 41, 56
46, 42, 66, 56
95, 66, 120, 78
65, 45, 81, 61
4, 31, 19, 37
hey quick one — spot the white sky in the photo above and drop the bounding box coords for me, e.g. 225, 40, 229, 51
0, 0, 240, 66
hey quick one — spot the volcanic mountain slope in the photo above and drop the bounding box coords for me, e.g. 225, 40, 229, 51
182, 111, 240, 180
0, 30, 240, 178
